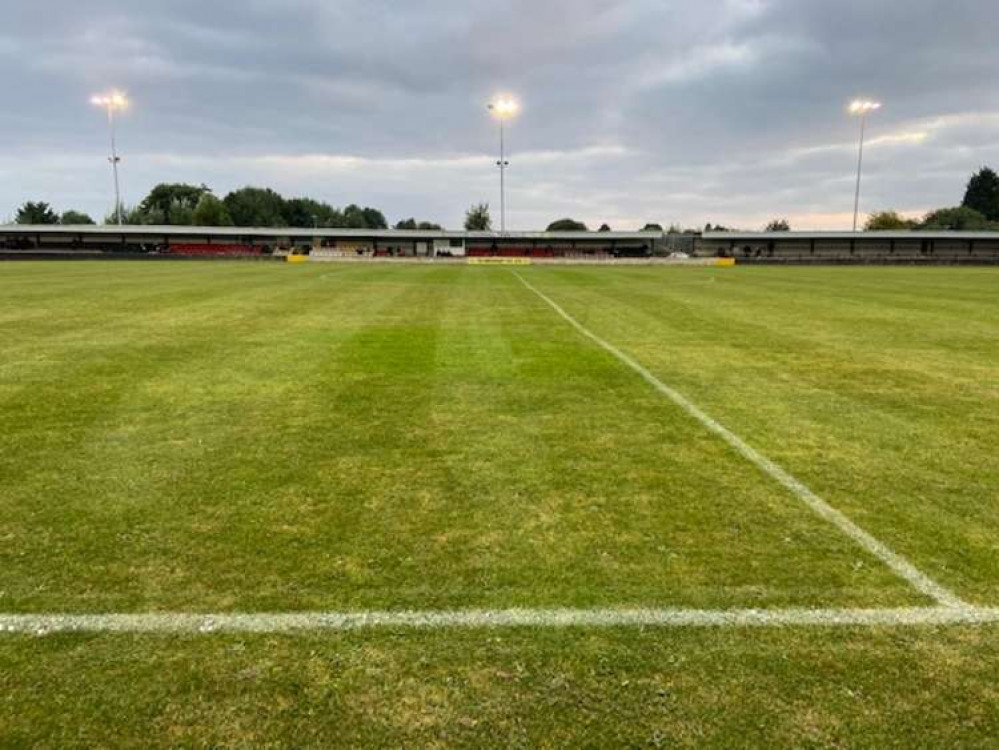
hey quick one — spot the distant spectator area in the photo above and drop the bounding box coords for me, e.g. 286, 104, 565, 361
696, 232, 999, 265
169, 243, 262, 257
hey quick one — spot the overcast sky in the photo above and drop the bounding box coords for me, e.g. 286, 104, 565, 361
2, 0, 998, 230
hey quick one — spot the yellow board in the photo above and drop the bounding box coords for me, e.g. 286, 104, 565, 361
286, 255, 309, 263
467, 257, 533, 266
714, 257, 737, 267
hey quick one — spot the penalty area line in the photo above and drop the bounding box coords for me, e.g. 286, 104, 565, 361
511, 272, 966, 610
2, 606, 999, 635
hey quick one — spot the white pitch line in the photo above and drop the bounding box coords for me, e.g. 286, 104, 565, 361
512, 272, 966, 609
2, 606, 999, 634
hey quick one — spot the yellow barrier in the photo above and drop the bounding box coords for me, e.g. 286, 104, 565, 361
286, 255, 309, 263
715, 257, 736, 267
467, 257, 532, 266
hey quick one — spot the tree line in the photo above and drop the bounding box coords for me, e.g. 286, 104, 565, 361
721, 168, 999, 233
865, 167, 999, 231
13, 202, 97, 226
119, 184, 399, 230
11, 183, 442, 231
11, 191, 677, 234
462, 204, 668, 232
542, 218, 668, 232
15, 167, 999, 232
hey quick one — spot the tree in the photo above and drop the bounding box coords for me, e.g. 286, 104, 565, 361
342, 205, 364, 228
363, 207, 388, 229
920, 206, 991, 231
340, 204, 388, 229
464, 202, 492, 231
139, 183, 209, 225
962, 167, 999, 222
598, 223, 612, 232
283, 197, 342, 228
283, 198, 319, 228
765, 218, 790, 231
865, 211, 917, 231
341, 204, 366, 228
166, 200, 195, 226
641, 223, 663, 232
15, 201, 59, 224
103, 204, 150, 225
547, 218, 588, 231
60, 210, 95, 225
192, 193, 234, 226
223, 187, 288, 227
396, 218, 443, 230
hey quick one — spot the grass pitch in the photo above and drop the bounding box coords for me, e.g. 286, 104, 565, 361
1, 262, 997, 746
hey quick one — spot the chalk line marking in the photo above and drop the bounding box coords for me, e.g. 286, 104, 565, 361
2, 606, 998, 634
512, 271, 966, 609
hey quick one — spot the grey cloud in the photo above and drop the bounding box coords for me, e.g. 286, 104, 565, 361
2, 0, 998, 229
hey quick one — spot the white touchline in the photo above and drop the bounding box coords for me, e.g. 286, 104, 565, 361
2, 606, 999, 634
512, 272, 967, 610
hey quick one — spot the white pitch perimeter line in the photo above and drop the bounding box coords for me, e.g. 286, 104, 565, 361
2, 606, 999, 634
512, 272, 967, 609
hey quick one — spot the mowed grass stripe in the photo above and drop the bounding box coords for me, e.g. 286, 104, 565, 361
2, 625, 999, 747
513, 271, 964, 608
517, 266, 999, 605
388, 267, 918, 609
0, 264, 421, 611
1, 263, 918, 613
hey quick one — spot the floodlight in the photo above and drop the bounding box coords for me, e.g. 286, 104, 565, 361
486, 96, 521, 232
91, 91, 129, 110
848, 99, 883, 231
91, 91, 129, 224
489, 98, 519, 118
849, 99, 881, 115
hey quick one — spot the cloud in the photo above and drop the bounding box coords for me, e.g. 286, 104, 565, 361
1, 0, 998, 229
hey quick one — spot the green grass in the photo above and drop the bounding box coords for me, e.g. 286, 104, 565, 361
1, 261, 997, 746
531, 266, 999, 602
3, 627, 999, 748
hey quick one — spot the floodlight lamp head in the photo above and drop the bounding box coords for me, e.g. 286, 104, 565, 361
92, 91, 129, 110
489, 97, 519, 118
849, 99, 882, 115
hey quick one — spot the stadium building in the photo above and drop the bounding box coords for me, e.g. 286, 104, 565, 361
0, 225, 659, 260
697, 231, 999, 264
1, 224, 998, 264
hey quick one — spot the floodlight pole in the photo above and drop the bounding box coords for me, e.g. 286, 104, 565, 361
497, 116, 509, 233
103, 103, 123, 225
488, 99, 517, 233
499, 117, 506, 233
852, 111, 867, 233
